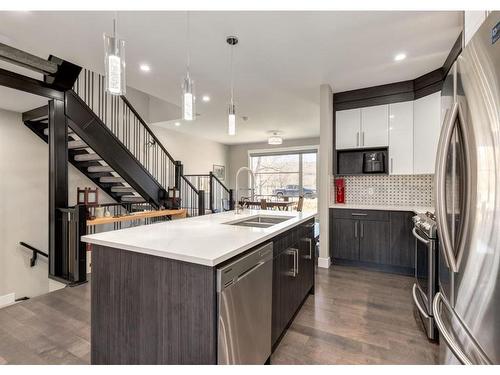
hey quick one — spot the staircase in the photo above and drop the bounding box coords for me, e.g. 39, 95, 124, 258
22, 69, 208, 215
24, 104, 149, 205
3, 46, 232, 285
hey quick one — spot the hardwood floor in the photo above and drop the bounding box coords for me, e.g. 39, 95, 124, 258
0, 282, 90, 365
0, 265, 438, 364
271, 265, 439, 364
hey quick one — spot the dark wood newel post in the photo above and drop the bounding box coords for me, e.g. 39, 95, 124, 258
198, 190, 205, 216
48, 98, 69, 280
209, 172, 214, 212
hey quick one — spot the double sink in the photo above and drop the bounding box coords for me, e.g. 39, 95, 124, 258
225, 215, 292, 228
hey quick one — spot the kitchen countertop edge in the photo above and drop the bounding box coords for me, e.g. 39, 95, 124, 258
329, 203, 434, 215
82, 211, 316, 267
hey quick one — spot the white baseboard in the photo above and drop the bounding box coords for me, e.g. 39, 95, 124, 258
0, 293, 15, 308
317, 256, 331, 269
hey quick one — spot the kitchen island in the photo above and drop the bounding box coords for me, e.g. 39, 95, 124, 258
82, 209, 316, 365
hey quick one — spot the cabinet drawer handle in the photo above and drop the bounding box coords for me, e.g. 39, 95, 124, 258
302, 238, 313, 259
356, 132, 359, 147
295, 248, 299, 275
354, 221, 358, 238
351, 213, 367, 216
360, 222, 364, 238
391, 157, 394, 173
285, 248, 299, 277
362, 131, 365, 146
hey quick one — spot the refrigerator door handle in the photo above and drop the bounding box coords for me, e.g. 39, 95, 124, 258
432, 292, 492, 365
435, 100, 472, 273
435, 105, 455, 270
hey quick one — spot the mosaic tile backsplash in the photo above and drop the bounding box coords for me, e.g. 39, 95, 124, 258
331, 174, 434, 207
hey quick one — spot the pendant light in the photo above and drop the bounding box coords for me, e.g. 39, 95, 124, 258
227, 36, 238, 136
103, 13, 126, 95
182, 12, 195, 121
268, 131, 283, 145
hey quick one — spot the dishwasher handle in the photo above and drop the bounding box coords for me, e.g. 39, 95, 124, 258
237, 261, 265, 282
217, 242, 274, 292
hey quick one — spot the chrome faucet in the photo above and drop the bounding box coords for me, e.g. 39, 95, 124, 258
235, 166, 255, 214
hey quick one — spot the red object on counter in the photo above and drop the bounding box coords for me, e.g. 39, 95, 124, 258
335, 178, 345, 204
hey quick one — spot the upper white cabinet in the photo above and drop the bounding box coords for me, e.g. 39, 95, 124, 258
464, 11, 487, 46
336, 105, 389, 149
413, 91, 442, 174
336, 108, 361, 149
389, 101, 413, 175
361, 105, 389, 148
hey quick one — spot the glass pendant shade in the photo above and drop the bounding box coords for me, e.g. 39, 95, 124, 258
228, 104, 236, 136
104, 34, 126, 95
182, 75, 195, 121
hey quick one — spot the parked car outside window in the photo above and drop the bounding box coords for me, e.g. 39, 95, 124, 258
273, 185, 316, 198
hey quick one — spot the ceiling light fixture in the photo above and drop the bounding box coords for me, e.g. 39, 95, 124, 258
394, 53, 407, 62
174, 122, 181, 127
140, 64, 151, 72
268, 131, 283, 145
227, 36, 238, 136
202, 95, 211, 102
103, 12, 126, 95
182, 12, 195, 121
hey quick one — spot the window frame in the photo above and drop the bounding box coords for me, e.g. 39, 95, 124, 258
247, 145, 319, 197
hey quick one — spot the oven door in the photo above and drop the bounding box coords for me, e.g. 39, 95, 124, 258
413, 226, 435, 315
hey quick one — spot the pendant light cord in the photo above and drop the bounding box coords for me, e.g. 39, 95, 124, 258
113, 11, 118, 38
186, 11, 191, 76
230, 44, 234, 106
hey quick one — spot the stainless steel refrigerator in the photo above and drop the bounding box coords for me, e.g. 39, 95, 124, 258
433, 12, 499, 365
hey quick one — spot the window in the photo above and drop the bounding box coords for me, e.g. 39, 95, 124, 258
249, 149, 317, 212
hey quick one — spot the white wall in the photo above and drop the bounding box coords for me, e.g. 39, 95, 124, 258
226, 137, 320, 190
0, 108, 114, 299
318, 84, 333, 268
150, 125, 229, 176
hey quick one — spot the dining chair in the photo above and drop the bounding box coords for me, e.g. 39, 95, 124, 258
260, 199, 268, 210
297, 196, 304, 212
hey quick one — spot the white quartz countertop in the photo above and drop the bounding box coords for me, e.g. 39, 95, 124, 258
81, 210, 316, 266
329, 203, 434, 215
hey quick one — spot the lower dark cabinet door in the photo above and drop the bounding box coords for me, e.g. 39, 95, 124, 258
389, 211, 415, 268
359, 220, 390, 264
271, 254, 281, 345
333, 218, 359, 261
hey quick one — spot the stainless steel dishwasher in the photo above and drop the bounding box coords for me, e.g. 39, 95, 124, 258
217, 242, 273, 364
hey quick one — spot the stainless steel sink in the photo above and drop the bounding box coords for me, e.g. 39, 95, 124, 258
225, 215, 292, 228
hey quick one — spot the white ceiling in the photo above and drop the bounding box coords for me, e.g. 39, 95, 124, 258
0, 11, 462, 144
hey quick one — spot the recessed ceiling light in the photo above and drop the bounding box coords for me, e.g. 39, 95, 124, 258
202, 95, 211, 102
140, 64, 151, 72
394, 53, 407, 62
174, 122, 181, 127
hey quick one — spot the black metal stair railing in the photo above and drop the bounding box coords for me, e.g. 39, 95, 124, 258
72, 69, 203, 216
184, 172, 234, 213
211, 172, 234, 212
184, 174, 211, 213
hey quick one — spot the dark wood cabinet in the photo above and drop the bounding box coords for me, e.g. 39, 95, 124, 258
330, 208, 414, 275
389, 211, 415, 268
271, 218, 315, 348
359, 220, 390, 264
333, 218, 359, 261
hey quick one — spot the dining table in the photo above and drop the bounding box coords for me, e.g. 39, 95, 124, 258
238, 200, 297, 211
